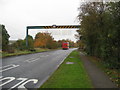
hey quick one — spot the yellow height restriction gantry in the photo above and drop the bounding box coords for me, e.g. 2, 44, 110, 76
26, 25, 80, 47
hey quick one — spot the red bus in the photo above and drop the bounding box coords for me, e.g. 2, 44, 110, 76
62, 42, 69, 50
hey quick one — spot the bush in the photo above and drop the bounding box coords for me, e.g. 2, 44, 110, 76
28, 48, 36, 52
7, 45, 15, 53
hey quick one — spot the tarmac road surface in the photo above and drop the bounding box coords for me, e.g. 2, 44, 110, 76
0, 48, 77, 89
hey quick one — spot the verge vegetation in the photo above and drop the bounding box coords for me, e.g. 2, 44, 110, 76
0, 24, 78, 58
40, 50, 93, 88
1, 48, 50, 58
76, 2, 120, 87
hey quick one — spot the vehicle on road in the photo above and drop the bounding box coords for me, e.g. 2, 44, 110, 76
62, 42, 69, 50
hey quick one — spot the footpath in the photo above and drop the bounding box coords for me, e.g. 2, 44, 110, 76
80, 52, 117, 88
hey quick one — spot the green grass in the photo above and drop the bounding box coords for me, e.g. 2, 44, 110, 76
1, 48, 50, 58
1, 48, 62, 58
40, 50, 93, 88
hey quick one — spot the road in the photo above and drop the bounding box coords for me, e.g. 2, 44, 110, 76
0, 48, 76, 89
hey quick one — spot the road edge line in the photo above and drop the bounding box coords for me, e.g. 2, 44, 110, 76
38, 52, 71, 88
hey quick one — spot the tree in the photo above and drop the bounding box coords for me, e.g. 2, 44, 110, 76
14, 35, 34, 50
13, 39, 25, 50
0, 26, 2, 49
77, 2, 120, 69
25, 35, 34, 49
0, 24, 10, 51
57, 40, 63, 47
34, 32, 56, 49
107, 2, 120, 68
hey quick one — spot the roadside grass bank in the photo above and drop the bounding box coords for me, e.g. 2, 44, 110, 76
40, 50, 93, 88
87, 55, 120, 87
1, 48, 59, 58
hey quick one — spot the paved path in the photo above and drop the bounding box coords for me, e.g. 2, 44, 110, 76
80, 52, 117, 88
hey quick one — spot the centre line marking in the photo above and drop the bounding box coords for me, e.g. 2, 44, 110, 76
0, 64, 15, 69
24, 58, 36, 62
26, 58, 40, 63
0, 64, 19, 72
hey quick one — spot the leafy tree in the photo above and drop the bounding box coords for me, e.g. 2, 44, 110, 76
14, 35, 34, 50
0, 24, 10, 51
0, 26, 2, 49
13, 39, 25, 50
34, 32, 56, 49
107, 2, 120, 68
25, 35, 34, 49
57, 40, 63, 47
77, 2, 120, 69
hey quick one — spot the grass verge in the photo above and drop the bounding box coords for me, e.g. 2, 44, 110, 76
1, 48, 62, 58
1, 48, 50, 58
40, 50, 93, 88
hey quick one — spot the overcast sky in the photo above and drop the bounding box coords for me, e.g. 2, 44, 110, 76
0, 0, 81, 42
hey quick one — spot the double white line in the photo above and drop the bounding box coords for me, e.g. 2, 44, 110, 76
24, 58, 40, 63
24, 55, 49, 63
0, 64, 19, 72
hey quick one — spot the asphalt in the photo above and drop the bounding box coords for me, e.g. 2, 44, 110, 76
80, 52, 117, 88
0, 48, 76, 89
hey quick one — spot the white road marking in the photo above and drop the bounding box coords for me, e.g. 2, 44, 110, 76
0, 76, 38, 89
38, 76, 50, 88
24, 58, 36, 62
10, 78, 28, 89
0, 77, 15, 87
0, 64, 19, 72
57, 53, 69, 68
18, 79, 38, 88
39, 53, 70, 88
36, 55, 49, 58
24, 55, 50, 63
42, 55, 49, 57
25, 58, 40, 63
0, 64, 14, 69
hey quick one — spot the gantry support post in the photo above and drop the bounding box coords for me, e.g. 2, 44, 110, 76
25, 25, 80, 47
26, 27, 28, 47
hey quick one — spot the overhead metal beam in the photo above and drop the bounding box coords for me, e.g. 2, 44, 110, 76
27, 25, 80, 29
26, 25, 80, 47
